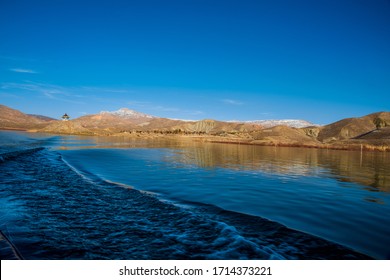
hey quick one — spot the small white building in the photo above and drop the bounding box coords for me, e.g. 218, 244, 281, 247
62, 113, 70, 121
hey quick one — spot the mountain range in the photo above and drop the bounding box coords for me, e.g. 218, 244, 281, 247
230, 119, 316, 128
1, 104, 389, 151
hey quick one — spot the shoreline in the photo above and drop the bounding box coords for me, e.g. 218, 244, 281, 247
1, 127, 389, 152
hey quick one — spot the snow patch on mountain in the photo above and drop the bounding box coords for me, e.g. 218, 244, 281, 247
229, 119, 318, 128
100, 108, 154, 119
167, 118, 198, 122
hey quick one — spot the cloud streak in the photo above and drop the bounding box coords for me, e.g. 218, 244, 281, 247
222, 99, 244, 105
10, 68, 38, 74
1, 82, 85, 104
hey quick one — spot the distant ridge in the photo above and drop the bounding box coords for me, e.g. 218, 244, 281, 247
27, 114, 56, 121
0, 104, 54, 130
230, 119, 317, 128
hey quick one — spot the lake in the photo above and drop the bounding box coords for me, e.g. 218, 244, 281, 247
0, 130, 389, 259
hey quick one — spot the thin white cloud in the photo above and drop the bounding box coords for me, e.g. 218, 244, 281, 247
106, 89, 131, 93
10, 68, 38, 74
187, 110, 204, 115
222, 99, 244, 105
0, 92, 23, 99
81, 86, 132, 94
1, 82, 41, 91
1, 82, 85, 104
43, 92, 55, 99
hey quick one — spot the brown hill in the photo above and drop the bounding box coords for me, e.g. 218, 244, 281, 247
75, 112, 186, 134
171, 119, 262, 134
355, 126, 390, 140
141, 118, 190, 131
41, 115, 141, 136
76, 113, 139, 132
40, 120, 94, 135
317, 112, 390, 143
251, 125, 320, 146
0, 104, 54, 130
39, 111, 187, 135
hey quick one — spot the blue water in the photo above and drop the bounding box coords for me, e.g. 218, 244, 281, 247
0, 131, 389, 259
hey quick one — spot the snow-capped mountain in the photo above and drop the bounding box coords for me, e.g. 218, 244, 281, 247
100, 108, 154, 119
230, 119, 317, 128
99, 108, 316, 128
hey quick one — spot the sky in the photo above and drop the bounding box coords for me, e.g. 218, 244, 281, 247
0, 0, 389, 124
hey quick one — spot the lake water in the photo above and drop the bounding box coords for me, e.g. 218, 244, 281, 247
0, 130, 389, 259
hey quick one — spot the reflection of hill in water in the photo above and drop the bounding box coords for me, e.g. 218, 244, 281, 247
168, 143, 390, 193
56, 135, 389, 193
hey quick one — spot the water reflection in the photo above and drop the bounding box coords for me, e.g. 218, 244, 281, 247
45, 134, 390, 193
168, 143, 390, 193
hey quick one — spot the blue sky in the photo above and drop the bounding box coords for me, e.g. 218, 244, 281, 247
0, 0, 389, 124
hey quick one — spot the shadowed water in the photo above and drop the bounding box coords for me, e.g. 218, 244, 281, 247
0, 131, 389, 259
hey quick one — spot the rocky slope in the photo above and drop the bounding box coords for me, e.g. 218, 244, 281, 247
317, 112, 390, 142
235, 119, 316, 128
252, 125, 320, 146
0, 105, 54, 130
172, 119, 262, 134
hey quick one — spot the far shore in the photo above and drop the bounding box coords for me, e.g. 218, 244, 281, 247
2, 127, 389, 152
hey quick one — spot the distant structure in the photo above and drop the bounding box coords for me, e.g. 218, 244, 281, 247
61, 113, 70, 121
